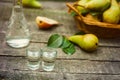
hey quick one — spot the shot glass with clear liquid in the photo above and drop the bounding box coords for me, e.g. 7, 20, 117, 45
26, 47, 41, 70
41, 47, 57, 71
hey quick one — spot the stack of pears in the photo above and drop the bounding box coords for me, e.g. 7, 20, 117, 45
76, 0, 120, 24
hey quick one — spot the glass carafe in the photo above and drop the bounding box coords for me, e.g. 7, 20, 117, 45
6, 0, 30, 48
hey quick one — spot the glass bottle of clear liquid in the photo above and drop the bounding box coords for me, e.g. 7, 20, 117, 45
6, 0, 30, 48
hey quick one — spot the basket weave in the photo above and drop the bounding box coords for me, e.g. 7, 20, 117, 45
66, 3, 120, 38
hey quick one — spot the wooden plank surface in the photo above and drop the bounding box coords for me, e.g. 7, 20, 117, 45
1, 70, 120, 80
0, 1, 120, 80
0, 43, 120, 61
0, 56, 120, 80
0, 56, 120, 74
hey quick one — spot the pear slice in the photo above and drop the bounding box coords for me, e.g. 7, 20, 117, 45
36, 16, 59, 29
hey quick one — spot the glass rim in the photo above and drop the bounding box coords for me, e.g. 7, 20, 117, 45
41, 47, 57, 53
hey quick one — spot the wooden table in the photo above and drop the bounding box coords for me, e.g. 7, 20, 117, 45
0, 0, 120, 80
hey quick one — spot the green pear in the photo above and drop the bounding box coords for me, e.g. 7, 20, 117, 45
76, 0, 90, 15
68, 34, 99, 52
103, 0, 120, 24
68, 35, 83, 45
85, 0, 110, 11
76, 6, 89, 15
77, 0, 90, 7
22, 0, 42, 8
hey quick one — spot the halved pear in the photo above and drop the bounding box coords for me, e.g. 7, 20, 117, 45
36, 16, 59, 29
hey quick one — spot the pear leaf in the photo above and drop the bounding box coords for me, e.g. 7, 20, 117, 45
47, 34, 76, 55
60, 36, 71, 48
62, 44, 76, 55
70, 11, 77, 16
47, 34, 63, 48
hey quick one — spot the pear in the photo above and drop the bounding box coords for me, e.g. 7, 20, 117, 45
76, 6, 89, 15
103, 0, 120, 24
22, 0, 42, 8
76, 0, 90, 15
36, 16, 59, 29
85, 0, 110, 11
77, 0, 90, 7
68, 34, 99, 52
85, 13, 101, 21
68, 35, 84, 45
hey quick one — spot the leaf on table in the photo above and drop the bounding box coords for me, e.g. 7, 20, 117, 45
47, 34, 63, 48
60, 36, 71, 48
62, 43, 76, 55
47, 34, 76, 55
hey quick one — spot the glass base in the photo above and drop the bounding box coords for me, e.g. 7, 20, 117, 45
27, 61, 40, 70
42, 61, 55, 71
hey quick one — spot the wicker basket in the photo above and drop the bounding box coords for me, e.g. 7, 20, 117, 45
66, 3, 120, 38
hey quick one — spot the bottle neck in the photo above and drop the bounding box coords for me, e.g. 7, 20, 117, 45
13, 0, 22, 7
12, 0, 23, 14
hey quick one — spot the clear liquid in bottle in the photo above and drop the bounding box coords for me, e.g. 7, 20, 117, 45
6, 0, 30, 48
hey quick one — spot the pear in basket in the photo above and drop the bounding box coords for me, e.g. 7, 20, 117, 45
85, 0, 110, 11
76, 0, 89, 15
103, 0, 120, 24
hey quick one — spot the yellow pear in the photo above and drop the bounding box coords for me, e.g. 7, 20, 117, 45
76, 0, 89, 15
68, 35, 83, 45
103, 0, 120, 24
68, 34, 99, 52
22, 0, 42, 8
85, 0, 110, 11
76, 6, 89, 15
77, 0, 90, 7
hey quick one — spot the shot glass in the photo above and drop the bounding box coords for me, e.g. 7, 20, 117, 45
26, 47, 41, 70
41, 47, 57, 71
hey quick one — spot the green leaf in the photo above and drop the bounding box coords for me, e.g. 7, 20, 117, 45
47, 34, 76, 55
70, 11, 77, 16
62, 44, 76, 55
60, 37, 71, 48
47, 34, 63, 48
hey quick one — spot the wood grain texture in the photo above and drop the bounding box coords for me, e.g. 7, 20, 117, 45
0, 70, 64, 80
0, 43, 120, 61
0, 56, 120, 74
65, 73, 120, 80
0, 70, 120, 80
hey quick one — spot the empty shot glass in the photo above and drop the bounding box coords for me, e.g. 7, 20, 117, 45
41, 47, 57, 71
26, 47, 41, 70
